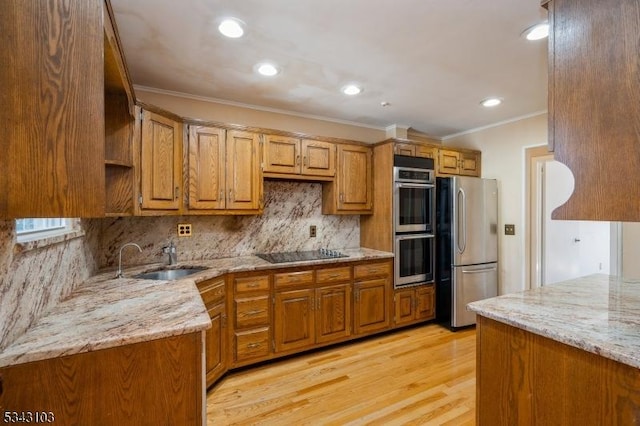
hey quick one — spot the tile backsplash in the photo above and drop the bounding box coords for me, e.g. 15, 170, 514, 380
98, 181, 360, 267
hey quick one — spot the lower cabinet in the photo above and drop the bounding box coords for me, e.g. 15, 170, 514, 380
393, 285, 435, 327
315, 283, 351, 344
196, 277, 227, 387
232, 274, 272, 366
0, 333, 203, 425
353, 262, 392, 335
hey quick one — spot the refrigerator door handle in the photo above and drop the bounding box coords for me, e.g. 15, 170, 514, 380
462, 266, 497, 274
457, 188, 467, 254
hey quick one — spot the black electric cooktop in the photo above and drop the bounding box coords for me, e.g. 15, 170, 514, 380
256, 249, 348, 264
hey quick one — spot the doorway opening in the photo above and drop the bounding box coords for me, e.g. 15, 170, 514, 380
526, 146, 616, 289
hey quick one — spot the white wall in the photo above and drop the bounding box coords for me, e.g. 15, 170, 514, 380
444, 114, 548, 294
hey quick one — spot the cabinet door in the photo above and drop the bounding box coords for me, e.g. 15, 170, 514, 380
460, 152, 481, 177
274, 289, 315, 352
437, 149, 460, 175
395, 143, 416, 156
416, 145, 436, 159
394, 288, 416, 326
336, 144, 373, 211
140, 110, 182, 210
263, 135, 300, 174
301, 140, 335, 177
415, 286, 435, 321
354, 278, 390, 334
1, 0, 105, 219
205, 303, 226, 387
315, 284, 351, 344
226, 130, 262, 211
188, 126, 226, 210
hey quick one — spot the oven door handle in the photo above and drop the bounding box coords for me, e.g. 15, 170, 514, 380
395, 183, 434, 189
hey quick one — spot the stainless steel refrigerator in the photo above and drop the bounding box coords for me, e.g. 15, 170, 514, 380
436, 176, 498, 329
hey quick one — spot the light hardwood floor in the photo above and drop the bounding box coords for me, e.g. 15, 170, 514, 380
207, 324, 476, 425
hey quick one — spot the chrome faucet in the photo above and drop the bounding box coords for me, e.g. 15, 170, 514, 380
163, 241, 177, 265
117, 242, 142, 278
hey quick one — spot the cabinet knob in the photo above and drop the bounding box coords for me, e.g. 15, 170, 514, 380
296, 155, 301, 165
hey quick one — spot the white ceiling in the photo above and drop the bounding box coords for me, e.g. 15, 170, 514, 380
110, 0, 548, 139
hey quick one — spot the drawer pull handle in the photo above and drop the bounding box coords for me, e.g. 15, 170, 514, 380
246, 283, 259, 288
247, 343, 262, 349
329, 274, 342, 279
245, 309, 263, 316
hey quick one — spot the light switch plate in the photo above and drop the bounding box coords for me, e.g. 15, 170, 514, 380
505, 224, 515, 236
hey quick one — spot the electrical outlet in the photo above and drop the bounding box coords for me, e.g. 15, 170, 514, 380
504, 224, 515, 236
309, 225, 317, 238
178, 223, 192, 237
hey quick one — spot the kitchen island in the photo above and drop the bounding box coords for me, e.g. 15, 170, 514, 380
468, 274, 640, 425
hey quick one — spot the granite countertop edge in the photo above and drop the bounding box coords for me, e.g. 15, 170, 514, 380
0, 248, 393, 368
468, 274, 640, 369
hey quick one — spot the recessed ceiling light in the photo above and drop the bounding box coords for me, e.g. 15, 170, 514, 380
218, 18, 245, 38
256, 63, 279, 77
523, 22, 549, 41
342, 84, 362, 96
480, 97, 503, 107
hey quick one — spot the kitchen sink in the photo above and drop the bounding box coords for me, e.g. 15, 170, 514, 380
134, 267, 207, 281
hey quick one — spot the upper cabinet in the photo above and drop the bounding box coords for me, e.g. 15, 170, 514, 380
1, 0, 117, 218
544, 0, 640, 221
322, 144, 373, 214
226, 130, 263, 212
138, 110, 183, 212
263, 135, 335, 180
437, 148, 481, 177
187, 126, 226, 211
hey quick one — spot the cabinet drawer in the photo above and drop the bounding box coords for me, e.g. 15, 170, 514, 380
316, 266, 352, 284
273, 270, 314, 288
235, 295, 270, 328
354, 262, 392, 280
198, 278, 225, 307
235, 327, 270, 361
235, 275, 270, 293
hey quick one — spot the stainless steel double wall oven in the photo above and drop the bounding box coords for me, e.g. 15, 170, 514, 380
393, 155, 436, 287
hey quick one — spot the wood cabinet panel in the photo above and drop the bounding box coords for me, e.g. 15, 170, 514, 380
315, 284, 351, 344
316, 266, 352, 284
477, 315, 640, 425
438, 149, 461, 175
234, 275, 270, 293
274, 289, 315, 352
395, 143, 416, 156
544, 0, 640, 221
394, 285, 435, 326
205, 303, 226, 387
394, 289, 416, 326
354, 278, 390, 334
235, 327, 270, 362
198, 277, 226, 307
415, 145, 436, 159
188, 126, 226, 210
273, 270, 314, 289
415, 286, 435, 320
263, 135, 300, 174
322, 144, 372, 214
226, 130, 262, 211
1, 0, 106, 218
140, 110, 182, 210
234, 295, 270, 328
0, 333, 202, 425
354, 261, 392, 280
301, 140, 335, 177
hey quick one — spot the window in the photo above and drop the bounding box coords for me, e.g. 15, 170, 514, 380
15, 218, 71, 242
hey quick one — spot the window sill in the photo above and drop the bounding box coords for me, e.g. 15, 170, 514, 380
14, 229, 86, 254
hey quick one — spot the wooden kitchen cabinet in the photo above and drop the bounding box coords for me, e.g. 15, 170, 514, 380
315, 283, 352, 344
274, 288, 315, 352
138, 109, 183, 212
393, 285, 435, 327
226, 130, 263, 212
543, 0, 640, 221
1, 0, 133, 218
322, 144, 373, 214
187, 125, 226, 210
232, 274, 272, 366
395, 143, 416, 156
353, 261, 392, 334
437, 148, 481, 177
0, 333, 203, 425
197, 277, 227, 388
263, 135, 335, 179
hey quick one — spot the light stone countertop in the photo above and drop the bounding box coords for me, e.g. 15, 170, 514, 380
468, 274, 640, 369
0, 248, 393, 368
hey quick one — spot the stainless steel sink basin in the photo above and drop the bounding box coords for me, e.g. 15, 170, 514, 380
134, 267, 207, 281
